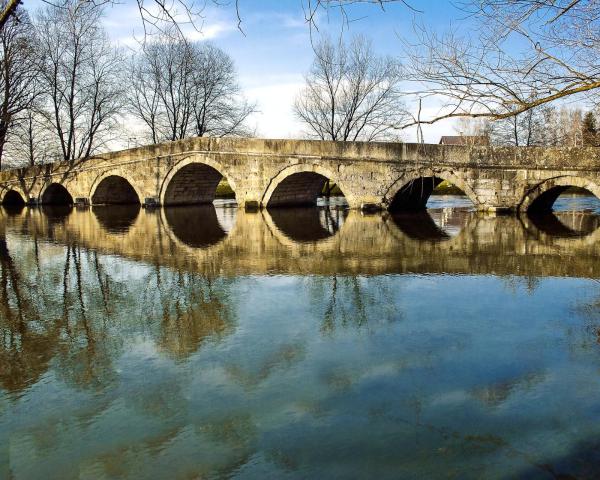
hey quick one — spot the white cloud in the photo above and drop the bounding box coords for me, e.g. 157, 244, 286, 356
244, 76, 306, 139
183, 21, 237, 41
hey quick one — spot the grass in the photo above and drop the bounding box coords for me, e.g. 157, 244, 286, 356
215, 179, 236, 198
432, 180, 465, 195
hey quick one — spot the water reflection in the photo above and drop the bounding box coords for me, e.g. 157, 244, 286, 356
164, 205, 234, 248
40, 204, 72, 223
554, 192, 600, 214
92, 204, 141, 234
2, 203, 24, 216
527, 211, 600, 237
390, 211, 452, 241
268, 206, 347, 243
0, 197, 599, 479
1, 201, 599, 278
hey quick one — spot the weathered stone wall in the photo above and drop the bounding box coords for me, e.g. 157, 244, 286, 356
0, 137, 598, 211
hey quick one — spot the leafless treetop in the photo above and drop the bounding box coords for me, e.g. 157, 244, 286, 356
403, 0, 600, 126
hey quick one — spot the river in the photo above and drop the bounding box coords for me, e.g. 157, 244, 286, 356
0, 195, 599, 479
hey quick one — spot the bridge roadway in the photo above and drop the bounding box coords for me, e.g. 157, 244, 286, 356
2, 205, 599, 278
0, 138, 599, 212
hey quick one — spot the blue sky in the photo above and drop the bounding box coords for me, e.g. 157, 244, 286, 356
27, 0, 471, 142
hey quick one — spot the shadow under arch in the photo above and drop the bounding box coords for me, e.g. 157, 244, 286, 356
268, 207, 347, 243
160, 158, 237, 206
92, 205, 141, 234
262, 165, 348, 208
41, 183, 73, 205
163, 205, 230, 248
520, 176, 600, 213
386, 171, 478, 212
91, 175, 141, 205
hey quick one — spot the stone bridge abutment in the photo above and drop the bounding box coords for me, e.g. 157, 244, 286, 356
0, 138, 599, 213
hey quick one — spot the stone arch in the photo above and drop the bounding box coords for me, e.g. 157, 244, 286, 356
2, 189, 26, 206
90, 172, 142, 205
519, 175, 600, 213
160, 157, 237, 206
40, 183, 73, 205
262, 164, 349, 208
384, 169, 479, 212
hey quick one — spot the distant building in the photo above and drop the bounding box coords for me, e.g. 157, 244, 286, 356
439, 135, 489, 146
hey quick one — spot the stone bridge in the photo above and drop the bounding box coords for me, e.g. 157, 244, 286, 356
0, 137, 599, 212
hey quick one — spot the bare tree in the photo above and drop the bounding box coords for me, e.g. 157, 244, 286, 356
404, 0, 600, 126
190, 43, 255, 137
36, 0, 124, 164
4, 103, 55, 168
294, 35, 408, 142
128, 51, 162, 144
487, 106, 556, 147
128, 36, 254, 143
0, 4, 39, 168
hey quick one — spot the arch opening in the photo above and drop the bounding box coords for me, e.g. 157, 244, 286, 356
41, 183, 73, 205
164, 163, 235, 206
528, 186, 600, 214
92, 176, 140, 205
389, 177, 473, 212
2, 190, 25, 206
267, 172, 347, 208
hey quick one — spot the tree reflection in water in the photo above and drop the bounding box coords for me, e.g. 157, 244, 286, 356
305, 275, 400, 334
0, 222, 237, 395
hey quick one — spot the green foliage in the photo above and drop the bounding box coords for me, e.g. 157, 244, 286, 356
215, 179, 235, 198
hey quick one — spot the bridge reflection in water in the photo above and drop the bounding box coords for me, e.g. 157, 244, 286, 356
3, 198, 599, 278
2, 197, 600, 479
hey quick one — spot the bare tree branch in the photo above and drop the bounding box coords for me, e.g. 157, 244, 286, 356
294, 35, 408, 141
403, 0, 600, 125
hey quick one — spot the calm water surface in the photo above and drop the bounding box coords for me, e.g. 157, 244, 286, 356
1, 195, 600, 479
